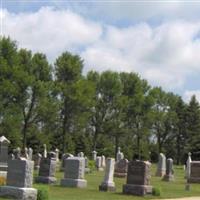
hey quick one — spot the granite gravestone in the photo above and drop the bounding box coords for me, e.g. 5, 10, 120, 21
123, 161, 152, 196
0, 136, 10, 177
60, 153, 74, 171
0, 158, 37, 200
35, 153, 57, 184
185, 152, 192, 179
155, 153, 166, 177
92, 151, 97, 161
114, 159, 128, 178
96, 156, 103, 171
28, 148, 33, 160
99, 158, 115, 191
163, 158, 174, 181
60, 157, 87, 188
33, 153, 42, 170
101, 155, 106, 168
117, 147, 124, 161
188, 161, 200, 183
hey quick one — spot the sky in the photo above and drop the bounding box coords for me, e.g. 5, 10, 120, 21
1, 0, 200, 102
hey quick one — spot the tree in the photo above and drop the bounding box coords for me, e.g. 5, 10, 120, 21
185, 95, 200, 155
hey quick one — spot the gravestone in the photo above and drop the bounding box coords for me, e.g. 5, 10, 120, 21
60, 153, 74, 171
101, 155, 106, 168
43, 144, 47, 158
60, 157, 87, 188
13, 147, 21, 159
28, 148, 33, 160
92, 150, 97, 161
0, 158, 37, 200
99, 158, 115, 191
35, 153, 57, 184
33, 153, 42, 170
155, 153, 166, 177
123, 161, 152, 196
163, 158, 174, 181
188, 161, 200, 183
114, 159, 128, 178
55, 148, 59, 162
0, 136, 10, 177
117, 147, 124, 161
185, 152, 192, 179
96, 156, 103, 171
78, 152, 84, 157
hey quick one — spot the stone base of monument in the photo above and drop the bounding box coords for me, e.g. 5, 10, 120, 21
155, 170, 165, 177
123, 184, 152, 196
99, 182, 116, 192
162, 174, 174, 182
114, 172, 127, 178
60, 178, 87, 188
35, 176, 57, 184
0, 186, 37, 200
188, 177, 200, 183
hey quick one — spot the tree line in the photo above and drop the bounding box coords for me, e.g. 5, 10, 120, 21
1, 37, 200, 164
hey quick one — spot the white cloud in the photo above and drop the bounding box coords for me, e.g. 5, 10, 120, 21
2, 7, 102, 61
184, 90, 200, 103
2, 7, 200, 92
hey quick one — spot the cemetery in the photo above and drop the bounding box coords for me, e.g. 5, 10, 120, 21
0, 135, 199, 199
1, 3, 200, 199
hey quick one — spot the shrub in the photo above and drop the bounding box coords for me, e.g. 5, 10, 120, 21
37, 188, 49, 200
88, 160, 96, 172
152, 187, 161, 196
0, 177, 6, 186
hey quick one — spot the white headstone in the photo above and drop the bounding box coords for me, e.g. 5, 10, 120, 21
155, 153, 166, 177
186, 152, 192, 179
99, 158, 115, 191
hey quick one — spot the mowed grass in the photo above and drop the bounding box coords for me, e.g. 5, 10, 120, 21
0, 164, 200, 200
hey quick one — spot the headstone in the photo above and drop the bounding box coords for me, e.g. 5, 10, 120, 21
101, 155, 106, 168
35, 153, 57, 184
14, 147, 21, 159
55, 148, 59, 162
185, 152, 192, 179
33, 153, 42, 170
43, 144, 47, 158
60, 157, 87, 188
114, 159, 128, 178
28, 148, 33, 160
0, 158, 37, 200
60, 153, 74, 171
92, 150, 97, 161
188, 161, 200, 183
77, 152, 84, 157
117, 147, 124, 161
96, 156, 103, 171
99, 158, 115, 191
0, 136, 10, 177
163, 158, 174, 181
155, 153, 166, 177
123, 161, 152, 196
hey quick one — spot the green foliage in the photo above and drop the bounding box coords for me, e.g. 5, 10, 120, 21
1, 37, 200, 164
88, 160, 96, 172
152, 187, 161, 196
37, 187, 49, 200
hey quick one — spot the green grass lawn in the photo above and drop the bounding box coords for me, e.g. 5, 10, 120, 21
1, 164, 200, 200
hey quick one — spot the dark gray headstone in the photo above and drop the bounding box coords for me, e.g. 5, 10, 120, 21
123, 161, 152, 196
35, 157, 57, 184
163, 158, 174, 181
0, 136, 10, 170
188, 161, 200, 183
114, 159, 128, 178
